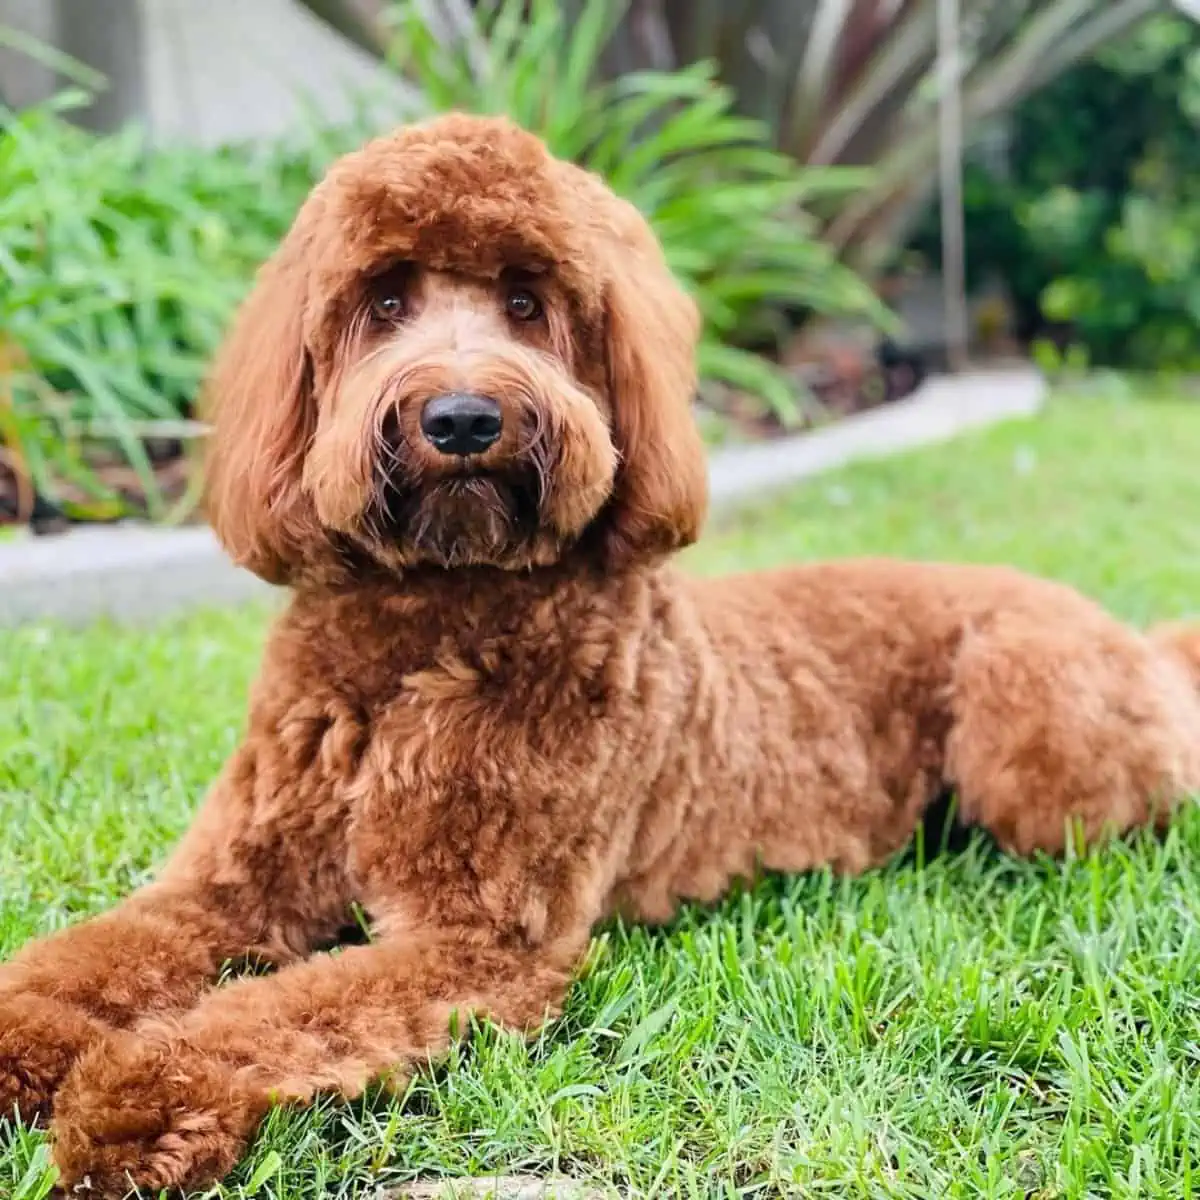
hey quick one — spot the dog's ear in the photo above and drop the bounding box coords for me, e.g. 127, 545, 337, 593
201, 221, 319, 585
601, 228, 709, 563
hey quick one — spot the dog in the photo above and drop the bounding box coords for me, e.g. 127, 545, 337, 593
2, 114, 1199, 1197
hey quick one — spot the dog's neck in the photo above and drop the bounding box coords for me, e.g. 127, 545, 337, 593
288, 555, 670, 646
274, 556, 678, 707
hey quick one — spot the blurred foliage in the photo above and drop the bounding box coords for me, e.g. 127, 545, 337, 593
0, 92, 361, 516
314, 1, 1160, 274
913, 14, 1200, 370
386, 0, 887, 421
11, 0, 1161, 523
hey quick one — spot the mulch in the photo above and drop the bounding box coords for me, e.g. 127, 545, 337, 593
0, 441, 197, 536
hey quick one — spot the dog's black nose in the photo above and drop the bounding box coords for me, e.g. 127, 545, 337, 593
420, 393, 503, 456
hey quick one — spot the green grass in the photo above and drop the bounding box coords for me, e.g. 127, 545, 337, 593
4, 391, 1200, 1198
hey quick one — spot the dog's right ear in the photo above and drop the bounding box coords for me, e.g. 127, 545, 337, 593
201, 222, 319, 585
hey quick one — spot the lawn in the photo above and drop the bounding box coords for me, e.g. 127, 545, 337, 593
4, 391, 1200, 1199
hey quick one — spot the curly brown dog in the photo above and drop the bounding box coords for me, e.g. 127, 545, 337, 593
3, 114, 1200, 1196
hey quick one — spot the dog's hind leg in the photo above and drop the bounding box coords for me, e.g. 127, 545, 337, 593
944, 615, 1200, 857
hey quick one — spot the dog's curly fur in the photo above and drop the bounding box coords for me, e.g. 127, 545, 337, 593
3, 114, 1200, 1196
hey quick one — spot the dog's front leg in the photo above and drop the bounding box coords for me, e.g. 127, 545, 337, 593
49, 927, 583, 1198
0, 745, 352, 1123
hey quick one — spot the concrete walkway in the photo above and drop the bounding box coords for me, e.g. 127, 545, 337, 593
709, 367, 1044, 507
0, 368, 1045, 626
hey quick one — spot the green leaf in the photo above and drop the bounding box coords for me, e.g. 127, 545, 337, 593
10, 1141, 56, 1200
244, 1149, 283, 1195
615, 999, 677, 1066
697, 342, 807, 426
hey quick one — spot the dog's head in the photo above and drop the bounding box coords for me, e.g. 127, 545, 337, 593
202, 114, 708, 583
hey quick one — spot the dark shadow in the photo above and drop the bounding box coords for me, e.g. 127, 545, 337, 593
910, 785, 995, 862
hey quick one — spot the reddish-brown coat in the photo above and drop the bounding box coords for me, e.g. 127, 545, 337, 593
3, 115, 1199, 1197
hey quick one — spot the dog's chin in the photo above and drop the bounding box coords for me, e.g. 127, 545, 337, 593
365, 472, 576, 571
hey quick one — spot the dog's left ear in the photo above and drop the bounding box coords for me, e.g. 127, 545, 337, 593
601, 226, 709, 563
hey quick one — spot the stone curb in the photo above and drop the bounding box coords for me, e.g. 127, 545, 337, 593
0, 368, 1045, 627
708, 366, 1044, 507
0, 524, 277, 627
390, 1177, 611, 1199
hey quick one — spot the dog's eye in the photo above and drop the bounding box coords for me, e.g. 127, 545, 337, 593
506, 288, 543, 322
370, 292, 405, 323
367, 266, 410, 325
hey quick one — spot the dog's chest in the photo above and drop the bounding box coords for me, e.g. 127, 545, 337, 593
275, 579, 668, 928
338, 646, 633, 928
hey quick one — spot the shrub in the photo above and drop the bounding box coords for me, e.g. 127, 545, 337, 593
0, 93, 374, 516
0, 95, 292, 514
912, 14, 1200, 371
306, 0, 1161, 274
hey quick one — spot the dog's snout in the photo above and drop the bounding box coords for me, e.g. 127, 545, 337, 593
420, 393, 503, 456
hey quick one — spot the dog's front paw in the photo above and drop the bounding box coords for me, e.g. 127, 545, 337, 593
51, 1036, 264, 1198
0, 992, 106, 1123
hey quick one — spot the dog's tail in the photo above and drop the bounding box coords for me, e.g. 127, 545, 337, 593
1151, 621, 1200, 690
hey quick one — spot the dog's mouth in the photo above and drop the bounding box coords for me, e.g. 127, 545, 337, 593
365, 466, 546, 568
343, 405, 611, 570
